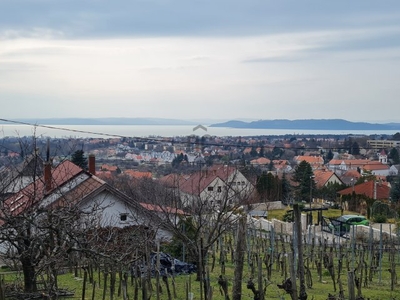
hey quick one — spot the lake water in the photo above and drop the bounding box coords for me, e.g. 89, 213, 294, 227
0, 124, 398, 138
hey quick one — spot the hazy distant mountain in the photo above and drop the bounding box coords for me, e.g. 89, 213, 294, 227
2, 118, 400, 130
0, 118, 198, 126
210, 119, 400, 130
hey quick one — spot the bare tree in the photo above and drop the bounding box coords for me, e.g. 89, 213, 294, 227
0, 137, 155, 297
115, 165, 256, 300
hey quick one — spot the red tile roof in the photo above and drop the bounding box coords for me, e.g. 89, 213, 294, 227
363, 164, 389, 171
250, 157, 271, 165
160, 165, 238, 196
3, 160, 84, 216
124, 170, 152, 179
338, 180, 390, 200
342, 170, 362, 179
140, 203, 187, 215
101, 164, 118, 172
295, 156, 324, 165
313, 170, 341, 188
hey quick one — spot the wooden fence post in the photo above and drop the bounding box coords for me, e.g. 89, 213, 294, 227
347, 271, 355, 300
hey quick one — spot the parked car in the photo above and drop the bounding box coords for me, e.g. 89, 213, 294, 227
329, 215, 369, 236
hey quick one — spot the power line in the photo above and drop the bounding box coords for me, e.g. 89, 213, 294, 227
0, 118, 168, 143
0, 118, 393, 151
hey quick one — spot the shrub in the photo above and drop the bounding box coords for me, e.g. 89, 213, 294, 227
373, 214, 387, 223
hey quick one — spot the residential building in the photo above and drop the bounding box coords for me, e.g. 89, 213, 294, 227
159, 165, 254, 208
313, 170, 343, 188
338, 180, 390, 200
3, 157, 176, 241
293, 156, 324, 170
367, 139, 400, 149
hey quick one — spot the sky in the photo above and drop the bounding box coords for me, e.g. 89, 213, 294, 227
1, 0, 400, 123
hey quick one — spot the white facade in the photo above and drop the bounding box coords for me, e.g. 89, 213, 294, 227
79, 190, 172, 241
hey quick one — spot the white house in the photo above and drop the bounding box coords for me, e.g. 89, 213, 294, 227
2, 157, 177, 241
160, 165, 255, 209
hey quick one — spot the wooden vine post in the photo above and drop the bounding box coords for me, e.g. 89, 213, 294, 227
293, 204, 307, 300
232, 215, 247, 300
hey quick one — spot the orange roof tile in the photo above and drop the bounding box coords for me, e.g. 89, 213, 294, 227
250, 157, 271, 165
124, 170, 152, 179
3, 161, 84, 216
101, 164, 118, 172
313, 170, 342, 188
363, 164, 389, 171
338, 180, 390, 200
295, 156, 324, 164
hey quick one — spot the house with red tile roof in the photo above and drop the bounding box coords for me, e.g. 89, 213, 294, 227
159, 165, 255, 208
273, 160, 292, 173
293, 156, 324, 170
100, 164, 119, 172
2, 158, 178, 241
340, 170, 362, 186
338, 180, 390, 200
250, 157, 271, 166
362, 163, 390, 176
326, 159, 385, 174
313, 170, 343, 189
124, 170, 152, 179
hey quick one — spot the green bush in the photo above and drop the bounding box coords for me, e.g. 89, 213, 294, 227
373, 214, 387, 223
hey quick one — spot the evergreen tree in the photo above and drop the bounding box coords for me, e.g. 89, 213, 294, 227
281, 173, 291, 204
250, 146, 258, 157
172, 153, 186, 168
325, 149, 334, 162
392, 132, 400, 141
259, 146, 265, 158
390, 176, 400, 202
389, 148, 400, 164
268, 160, 274, 171
256, 172, 281, 202
351, 141, 360, 155
71, 150, 88, 170
292, 160, 315, 203
271, 146, 283, 159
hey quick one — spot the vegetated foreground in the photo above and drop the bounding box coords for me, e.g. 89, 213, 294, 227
1, 224, 399, 300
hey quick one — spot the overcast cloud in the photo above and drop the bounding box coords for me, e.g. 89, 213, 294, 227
1, 0, 400, 122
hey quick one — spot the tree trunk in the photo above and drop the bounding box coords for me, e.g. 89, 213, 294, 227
21, 256, 37, 293
232, 215, 246, 300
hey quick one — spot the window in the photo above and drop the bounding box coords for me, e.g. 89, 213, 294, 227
217, 186, 222, 193
120, 213, 128, 221
208, 186, 214, 191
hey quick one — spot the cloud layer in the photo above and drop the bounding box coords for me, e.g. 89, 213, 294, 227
1, 1, 400, 122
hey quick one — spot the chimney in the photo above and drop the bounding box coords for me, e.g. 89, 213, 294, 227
88, 154, 96, 175
44, 162, 52, 192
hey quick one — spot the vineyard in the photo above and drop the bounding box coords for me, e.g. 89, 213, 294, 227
1, 206, 399, 300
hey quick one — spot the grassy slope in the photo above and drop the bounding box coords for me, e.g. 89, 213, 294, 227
1, 208, 398, 299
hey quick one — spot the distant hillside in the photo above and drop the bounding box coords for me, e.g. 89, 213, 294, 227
210, 119, 400, 130
0, 118, 197, 126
